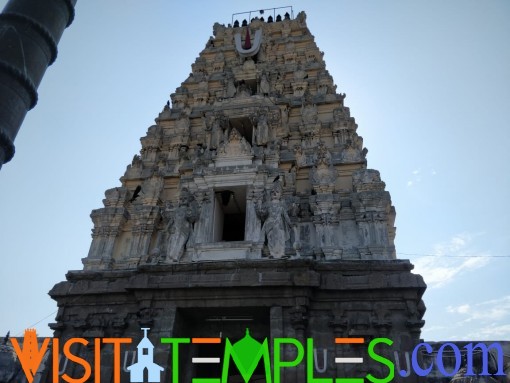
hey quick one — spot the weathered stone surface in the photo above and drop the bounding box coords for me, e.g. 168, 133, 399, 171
47, 10, 426, 383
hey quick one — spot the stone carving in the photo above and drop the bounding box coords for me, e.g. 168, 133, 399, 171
213, 52, 225, 73
300, 93, 321, 135
279, 105, 290, 137
137, 308, 156, 327
341, 140, 362, 163
292, 63, 309, 97
194, 80, 209, 106
273, 72, 284, 95
103, 187, 129, 208
257, 182, 292, 258
141, 174, 163, 204
82, 12, 402, 266
224, 71, 237, 98
316, 70, 335, 96
259, 71, 270, 96
236, 80, 252, 97
293, 144, 308, 169
372, 303, 393, 334
311, 142, 336, 193
284, 165, 297, 188
175, 113, 189, 133
124, 154, 143, 178
164, 188, 199, 262
178, 146, 190, 163
203, 112, 226, 150
405, 301, 425, 333
290, 306, 308, 331
352, 169, 385, 192
252, 108, 270, 146
331, 106, 357, 145
217, 128, 252, 157
171, 86, 189, 109
234, 28, 263, 57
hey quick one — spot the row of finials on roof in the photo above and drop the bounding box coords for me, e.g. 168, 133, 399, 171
233, 12, 291, 28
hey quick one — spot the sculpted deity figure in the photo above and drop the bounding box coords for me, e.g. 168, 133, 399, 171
236, 80, 252, 97
301, 100, 318, 125
210, 115, 223, 150
253, 109, 269, 145
175, 112, 190, 137
294, 62, 307, 81
224, 71, 237, 98
164, 188, 199, 262
257, 182, 292, 258
279, 105, 290, 137
274, 72, 284, 95
259, 71, 270, 96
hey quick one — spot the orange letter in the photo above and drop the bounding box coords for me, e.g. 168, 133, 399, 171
52, 338, 59, 383
102, 338, 132, 383
61, 338, 91, 383
94, 338, 101, 383
10, 329, 50, 383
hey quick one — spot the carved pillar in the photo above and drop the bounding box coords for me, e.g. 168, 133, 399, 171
337, 200, 360, 256
155, 305, 177, 383
103, 227, 120, 258
85, 207, 128, 269
352, 169, 394, 259
330, 308, 349, 378
270, 306, 284, 361
310, 193, 340, 258
129, 205, 161, 259
289, 305, 308, 382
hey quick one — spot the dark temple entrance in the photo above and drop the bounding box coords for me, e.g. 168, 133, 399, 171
175, 307, 271, 382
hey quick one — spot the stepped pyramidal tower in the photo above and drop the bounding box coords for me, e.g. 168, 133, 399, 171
48, 9, 426, 383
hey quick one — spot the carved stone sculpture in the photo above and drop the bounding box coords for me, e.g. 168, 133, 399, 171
164, 188, 199, 262
300, 93, 320, 135
206, 113, 224, 150
224, 71, 237, 98
311, 142, 336, 193
253, 109, 270, 146
258, 182, 292, 258
259, 71, 270, 95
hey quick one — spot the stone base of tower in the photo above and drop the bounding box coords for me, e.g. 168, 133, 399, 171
48, 259, 426, 383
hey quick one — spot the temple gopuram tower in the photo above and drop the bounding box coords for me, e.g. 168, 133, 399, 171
49, 9, 426, 383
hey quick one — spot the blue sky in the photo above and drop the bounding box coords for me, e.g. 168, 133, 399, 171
0, 1, 509, 341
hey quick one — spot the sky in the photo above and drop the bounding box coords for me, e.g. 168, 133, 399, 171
0, 1, 509, 341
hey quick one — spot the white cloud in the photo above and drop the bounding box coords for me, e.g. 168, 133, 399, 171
406, 167, 437, 187
412, 233, 490, 288
447, 303, 470, 314
407, 168, 422, 187
440, 296, 510, 340
460, 296, 510, 322
466, 323, 510, 340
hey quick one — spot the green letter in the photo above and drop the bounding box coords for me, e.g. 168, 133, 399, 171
366, 338, 394, 383
160, 337, 190, 383
274, 338, 304, 383
221, 329, 272, 383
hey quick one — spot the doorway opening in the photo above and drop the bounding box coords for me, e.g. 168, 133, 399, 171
212, 186, 247, 242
